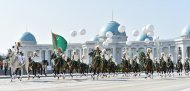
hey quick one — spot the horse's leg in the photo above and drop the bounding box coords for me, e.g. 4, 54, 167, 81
57, 66, 61, 80
69, 68, 73, 78
11, 68, 16, 82
10, 68, 13, 82
26, 65, 30, 80
44, 65, 47, 76
20, 68, 23, 81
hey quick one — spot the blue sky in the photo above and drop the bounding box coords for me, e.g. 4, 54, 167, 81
0, 0, 190, 53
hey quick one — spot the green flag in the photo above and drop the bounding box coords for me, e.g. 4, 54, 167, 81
52, 33, 67, 52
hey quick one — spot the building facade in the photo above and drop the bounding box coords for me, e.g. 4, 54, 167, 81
18, 21, 190, 68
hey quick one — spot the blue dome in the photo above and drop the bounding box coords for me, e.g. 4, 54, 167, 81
99, 21, 126, 37
137, 33, 153, 41
181, 26, 190, 36
20, 32, 37, 42
91, 35, 99, 41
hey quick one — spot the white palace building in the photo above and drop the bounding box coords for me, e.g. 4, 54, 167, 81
18, 20, 190, 68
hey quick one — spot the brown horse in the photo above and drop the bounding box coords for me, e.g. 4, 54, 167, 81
144, 58, 154, 79
121, 58, 130, 77
100, 55, 108, 78
50, 52, 64, 79
67, 57, 80, 78
176, 57, 183, 76
88, 49, 102, 80
28, 57, 43, 79
144, 48, 154, 79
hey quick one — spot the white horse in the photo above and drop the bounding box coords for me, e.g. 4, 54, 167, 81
7, 49, 30, 82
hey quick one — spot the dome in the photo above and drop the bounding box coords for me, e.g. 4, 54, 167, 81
20, 32, 37, 44
136, 33, 153, 41
90, 35, 99, 41
99, 21, 126, 37
181, 26, 190, 36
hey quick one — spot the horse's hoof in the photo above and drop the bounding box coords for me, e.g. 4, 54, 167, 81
58, 77, 59, 80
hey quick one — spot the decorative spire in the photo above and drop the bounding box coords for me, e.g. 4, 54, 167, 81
26, 25, 28, 32
112, 10, 114, 21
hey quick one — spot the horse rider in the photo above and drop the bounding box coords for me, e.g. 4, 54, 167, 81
177, 55, 182, 64
32, 52, 39, 62
122, 52, 127, 61
16, 52, 25, 66
184, 57, 190, 74
168, 54, 173, 63
160, 52, 165, 63
95, 46, 101, 57
146, 48, 153, 62
72, 51, 79, 62
132, 55, 138, 68
81, 55, 85, 63
108, 55, 114, 62
93, 46, 102, 63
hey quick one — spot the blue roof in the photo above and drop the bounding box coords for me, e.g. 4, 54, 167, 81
136, 32, 153, 41
20, 32, 37, 42
99, 21, 126, 37
181, 26, 190, 36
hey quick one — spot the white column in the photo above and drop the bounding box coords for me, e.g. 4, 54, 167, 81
152, 47, 154, 60
112, 47, 117, 64
79, 49, 82, 62
182, 45, 186, 64
174, 46, 178, 64
86, 48, 90, 64
45, 50, 49, 61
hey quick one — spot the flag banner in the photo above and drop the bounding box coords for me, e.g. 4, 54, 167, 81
52, 33, 67, 52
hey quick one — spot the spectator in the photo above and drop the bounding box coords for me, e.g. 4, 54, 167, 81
4, 61, 8, 76
0, 61, 3, 70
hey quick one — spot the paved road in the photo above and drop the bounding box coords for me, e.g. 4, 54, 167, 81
1, 74, 190, 91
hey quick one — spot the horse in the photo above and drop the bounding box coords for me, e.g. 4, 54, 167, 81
184, 58, 189, 75
51, 52, 62, 79
7, 50, 29, 82
88, 49, 102, 80
28, 57, 43, 79
107, 57, 117, 77
79, 62, 89, 77
100, 55, 108, 78
166, 57, 174, 77
131, 58, 140, 77
144, 48, 154, 79
67, 57, 80, 78
42, 60, 48, 76
154, 61, 161, 76
144, 57, 154, 79
121, 57, 130, 77
160, 58, 167, 78
176, 57, 183, 76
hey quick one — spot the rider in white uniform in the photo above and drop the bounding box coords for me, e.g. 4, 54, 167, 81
72, 51, 79, 61
18, 52, 25, 65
